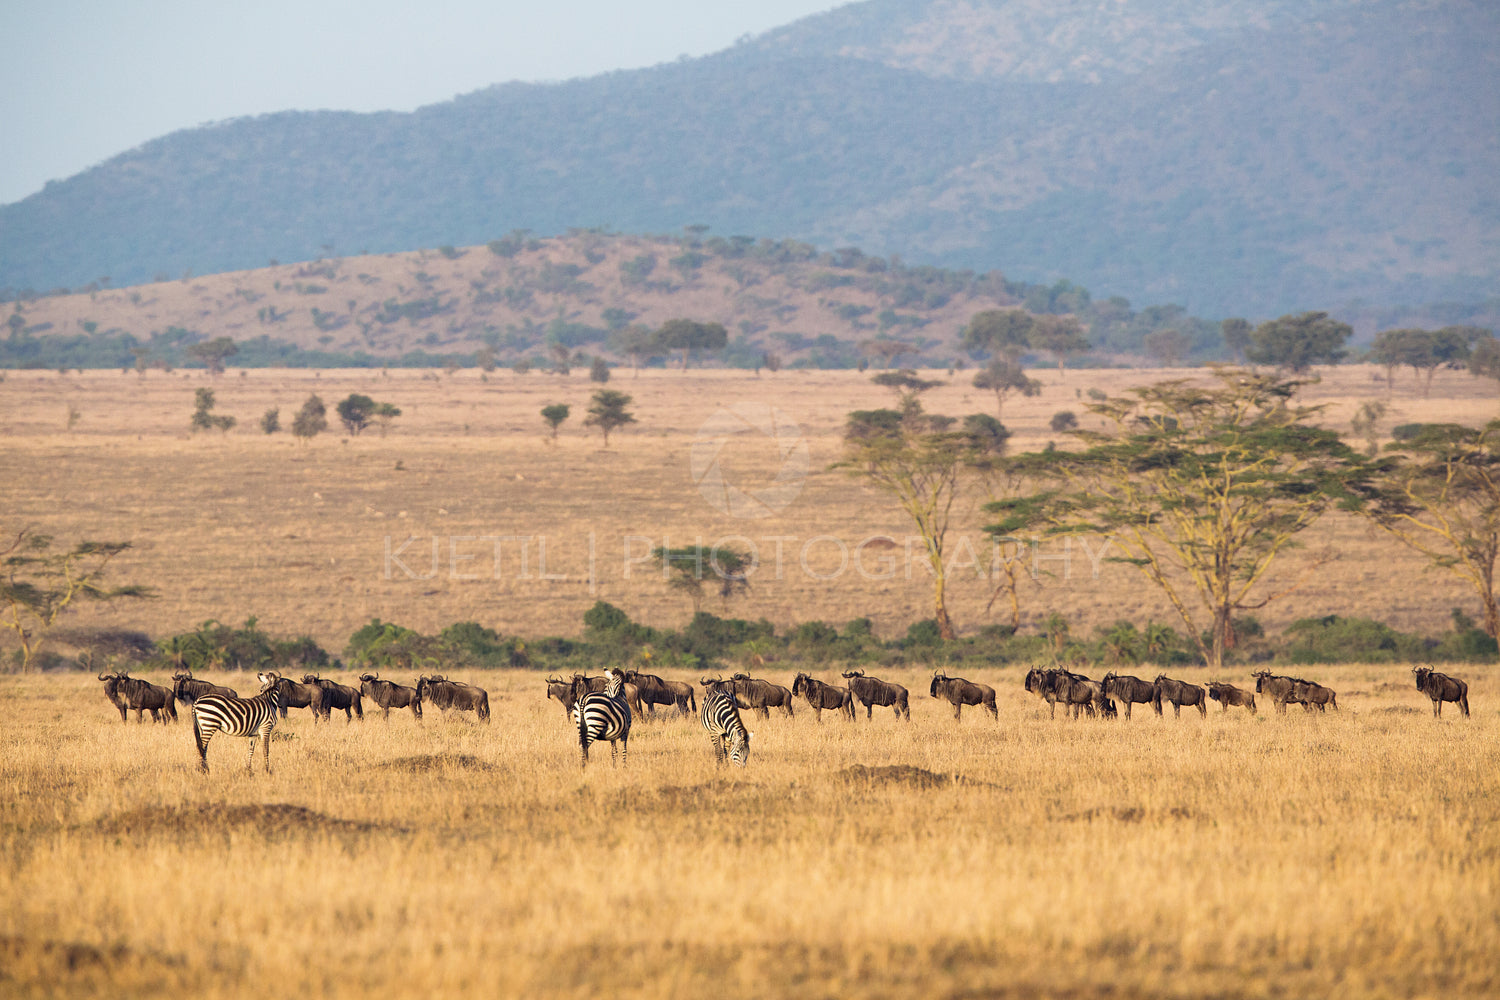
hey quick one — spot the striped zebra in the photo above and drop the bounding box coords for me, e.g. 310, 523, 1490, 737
571, 668, 631, 768
700, 678, 752, 767
192, 671, 284, 774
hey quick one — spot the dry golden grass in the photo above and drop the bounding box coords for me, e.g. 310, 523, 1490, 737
2, 664, 1497, 998
3, 363, 1498, 995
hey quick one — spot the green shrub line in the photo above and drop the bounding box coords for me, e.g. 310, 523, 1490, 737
21, 602, 1496, 674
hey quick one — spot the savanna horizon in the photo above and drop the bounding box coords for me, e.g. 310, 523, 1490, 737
1, 364, 1496, 658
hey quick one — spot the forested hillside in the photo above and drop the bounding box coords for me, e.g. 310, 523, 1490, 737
1, 0, 1494, 318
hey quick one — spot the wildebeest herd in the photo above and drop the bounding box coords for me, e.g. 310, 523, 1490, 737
95, 661, 1477, 774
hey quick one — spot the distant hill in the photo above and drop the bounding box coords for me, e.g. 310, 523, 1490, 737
0, 231, 1250, 370
1, 0, 1495, 318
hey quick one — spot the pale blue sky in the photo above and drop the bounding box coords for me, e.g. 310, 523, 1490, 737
0, 0, 845, 205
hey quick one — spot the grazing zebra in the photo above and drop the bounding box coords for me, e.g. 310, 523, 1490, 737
700, 678, 752, 767
572, 668, 631, 768
192, 671, 284, 774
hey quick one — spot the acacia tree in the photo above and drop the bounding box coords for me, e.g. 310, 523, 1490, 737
988, 371, 1372, 668
1245, 312, 1351, 371
1, 529, 154, 672
187, 336, 238, 375
653, 319, 727, 369
838, 400, 989, 640
1363, 420, 1500, 637
1370, 328, 1471, 395
972, 359, 1040, 419
652, 545, 753, 615
541, 403, 570, 443
961, 309, 1033, 359
584, 389, 635, 447
1029, 314, 1090, 371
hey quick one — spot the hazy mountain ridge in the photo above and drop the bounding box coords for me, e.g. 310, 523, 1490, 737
1, 0, 1493, 318
740, 0, 1356, 82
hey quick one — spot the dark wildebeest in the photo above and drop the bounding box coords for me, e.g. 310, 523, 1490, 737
1291, 678, 1338, 713
791, 672, 855, 722
1153, 675, 1207, 718
929, 672, 997, 722
619, 669, 694, 717
269, 674, 325, 720
417, 674, 491, 722
545, 676, 578, 715
303, 674, 363, 723
358, 673, 422, 720
171, 670, 238, 707
99, 670, 178, 723
1026, 667, 1112, 719
1413, 665, 1469, 718
1252, 672, 1299, 714
1253, 672, 1336, 714
728, 673, 795, 718
1101, 672, 1160, 719
1207, 681, 1256, 715
841, 670, 909, 721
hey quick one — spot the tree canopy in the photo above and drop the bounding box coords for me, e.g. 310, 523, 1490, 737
1363, 419, 1500, 638
1245, 311, 1351, 371
988, 370, 1373, 668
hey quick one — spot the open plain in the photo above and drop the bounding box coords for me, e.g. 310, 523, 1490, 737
2, 364, 1498, 997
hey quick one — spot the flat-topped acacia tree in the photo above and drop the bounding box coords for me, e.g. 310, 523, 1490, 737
988, 369, 1373, 669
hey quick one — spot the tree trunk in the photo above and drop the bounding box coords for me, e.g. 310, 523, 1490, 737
934, 573, 956, 640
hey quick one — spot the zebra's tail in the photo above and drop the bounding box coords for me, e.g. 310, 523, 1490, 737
577, 698, 590, 760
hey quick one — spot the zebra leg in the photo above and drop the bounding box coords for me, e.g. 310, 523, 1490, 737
194, 715, 212, 773
246, 736, 257, 772
262, 725, 273, 773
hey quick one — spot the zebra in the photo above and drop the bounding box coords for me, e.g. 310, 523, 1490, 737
572, 668, 631, 768
700, 677, 752, 767
192, 671, 284, 774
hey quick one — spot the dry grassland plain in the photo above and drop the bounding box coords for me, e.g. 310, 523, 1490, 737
1, 365, 1498, 998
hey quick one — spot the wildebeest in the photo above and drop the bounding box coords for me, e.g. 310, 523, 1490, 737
171, 670, 238, 706
1291, 678, 1338, 712
929, 672, 997, 722
727, 673, 795, 718
1207, 681, 1256, 715
1253, 672, 1337, 714
790, 673, 855, 722
269, 674, 326, 720
841, 670, 909, 721
1025, 667, 1113, 719
358, 673, 422, 720
1413, 665, 1469, 717
1252, 672, 1298, 714
303, 674, 363, 723
619, 669, 695, 717
99, 669, 178, 723
545, 676, 577, 715
417, 674, 491, 722
1101, 672, 1160, 719
1152, 675, 1207, 718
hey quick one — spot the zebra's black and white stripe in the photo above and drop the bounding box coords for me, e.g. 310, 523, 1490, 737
572, 668, 631, 768
192, 671, 284, 773
700, 680, 751, 767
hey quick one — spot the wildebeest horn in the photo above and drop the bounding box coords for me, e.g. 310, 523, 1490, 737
97, 670, 111, 681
